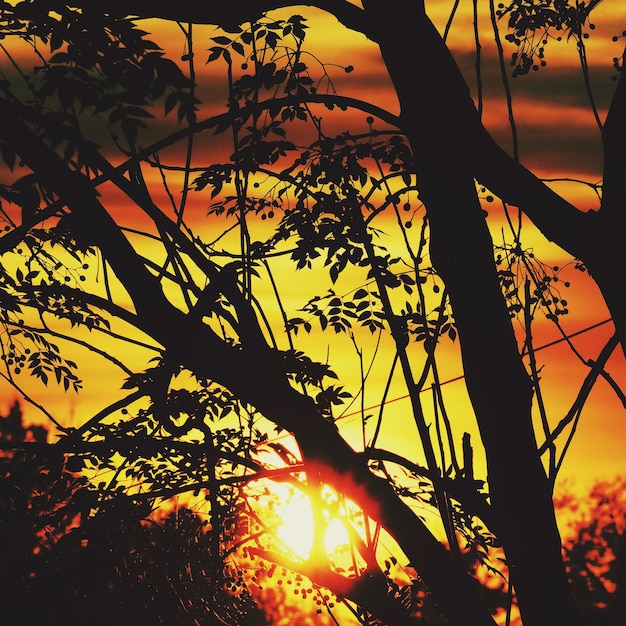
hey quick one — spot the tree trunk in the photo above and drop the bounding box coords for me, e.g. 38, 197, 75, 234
359, 1, 580, 624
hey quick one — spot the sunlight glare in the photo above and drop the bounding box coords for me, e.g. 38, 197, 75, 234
324, 517, 350, 554
275, 489, 315, 559
274, 486, 354, 561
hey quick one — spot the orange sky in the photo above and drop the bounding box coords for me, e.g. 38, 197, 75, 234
1, 1, 625, 506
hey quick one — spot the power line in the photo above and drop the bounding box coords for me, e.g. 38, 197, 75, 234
337, 318, 613, 420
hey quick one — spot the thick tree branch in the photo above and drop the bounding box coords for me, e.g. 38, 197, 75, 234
110, 0, 369, 32
473, 132, 593, 254
0, 95, 496, 626
348, 0, 625, 359
10, 0, 369, 33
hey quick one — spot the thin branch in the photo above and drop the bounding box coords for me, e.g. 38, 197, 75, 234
17, 322, 135, 376
71, 390, 147, 437
473, 0, 483, 119
489, 0, 518, 160
538, 333, 619, 457
523, 280, 555, 479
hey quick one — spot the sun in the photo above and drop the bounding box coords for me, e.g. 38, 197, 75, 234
275, 487, 315, 559
247, 440, 357, 562
272, 483, 354, 561
242, 476, 418, 597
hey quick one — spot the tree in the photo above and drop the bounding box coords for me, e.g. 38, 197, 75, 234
558, 477, 626, 624
0, 1, 623, 625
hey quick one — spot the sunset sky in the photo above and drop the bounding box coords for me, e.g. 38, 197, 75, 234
1, 0, 625, 512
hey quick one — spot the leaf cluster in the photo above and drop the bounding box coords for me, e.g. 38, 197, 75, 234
288, 287, 386, 335
0, 2, 195, 154
271, 133, 413, 278
497, 0, 600, 76
558, 478, 626, 621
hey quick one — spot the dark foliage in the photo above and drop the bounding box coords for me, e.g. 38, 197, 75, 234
0, 403, 267, 626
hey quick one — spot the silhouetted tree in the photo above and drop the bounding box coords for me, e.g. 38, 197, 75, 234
0, 403, 268, 625
0, 1, 624, 625
558, 477, 626, 625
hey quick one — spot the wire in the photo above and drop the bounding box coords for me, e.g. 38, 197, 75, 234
337, 318, 613, 420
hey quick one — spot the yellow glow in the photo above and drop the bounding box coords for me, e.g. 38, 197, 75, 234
275, 490, 355, 561
0, 0, 624, 505
254, 478, 357, 562
275, 488, 315, 559
324, 517, 350, 554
